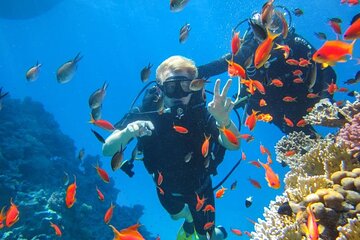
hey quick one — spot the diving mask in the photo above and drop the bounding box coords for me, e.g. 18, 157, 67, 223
159, 75, 193, 99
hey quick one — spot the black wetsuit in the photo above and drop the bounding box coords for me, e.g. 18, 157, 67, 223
117, 89, 226, 236
198, 29, 336, 136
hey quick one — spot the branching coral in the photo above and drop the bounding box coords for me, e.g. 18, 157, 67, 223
337, 214, 360, 240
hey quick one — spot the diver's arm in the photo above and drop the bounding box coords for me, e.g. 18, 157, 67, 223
197, 53, 231, 79
102, 120, 154, 156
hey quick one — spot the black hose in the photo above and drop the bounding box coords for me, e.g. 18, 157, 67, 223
212, 159, 242, 191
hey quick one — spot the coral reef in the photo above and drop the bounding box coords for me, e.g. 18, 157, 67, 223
0, 97, 155, 239
252, 94, 360, 240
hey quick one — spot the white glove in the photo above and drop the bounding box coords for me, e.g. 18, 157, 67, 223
208, 79, 234, 126
126, 120, 155, 138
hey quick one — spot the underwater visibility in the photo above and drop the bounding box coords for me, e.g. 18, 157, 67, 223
1, 0, 360, 239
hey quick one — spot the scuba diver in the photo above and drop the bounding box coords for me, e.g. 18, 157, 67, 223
197, 7, 337, 137
102, 56, 240, 240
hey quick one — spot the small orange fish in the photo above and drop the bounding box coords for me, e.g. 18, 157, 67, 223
328, 19, 342, 35
307, 107, 313, 113
285, 150, 297, 157
298, 58, 311, 67
241, 151, 247, 161
104, 202, 115, 224
239, 134, 252, 140
249, 178, 261, 189
292, 69, 303, 76
157, 186, 165, 195
157, 171, 163, 185
254, 29, 280, 69
274, 43, 290, 59
244, 231, 252, 237
271, 78, 283, 87
326, 81, 338, 95
203, 221, 214, 231
215, 185, 227, 198
296, 119, 307, 127
202, 204, 215, 213
344, 14, 360, 40
231, 31, 241, 56
301, 204, 325, 240
249, 161, 261, 168
258, 160, 281, 189
0, 207, 6, 229
267, 155, 273, 164
285, 59, 299, 66
252, 80, 266, 95
50, 221, 62, 237
196, 193, 207, 211
245, 110, 259, 131
89, 114, 115, 131
307, 93, 320, 99
256, 113, 273, 122
173, 124, 188, 134
65, 176, 77, 208
201, 134, 211, 158
109, 223, 145, 240
5, 199, 19, 227
293, 77, 304, 84
231, 228, 242, 236
259, 98, 267, 107
94, 162, 110, 183
282, 96, 297, 102
259, 143, 270, 155
337, 87, 348, 92
218, 126, 239, 146
226, 59, 246, 79
96, 186, 105, 201
283, 115, 294, 127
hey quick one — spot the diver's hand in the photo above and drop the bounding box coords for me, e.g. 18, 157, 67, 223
126, 120, 154, 138
208, 79, 234, 126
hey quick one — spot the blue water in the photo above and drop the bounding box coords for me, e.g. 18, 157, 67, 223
1, 0, 359, 238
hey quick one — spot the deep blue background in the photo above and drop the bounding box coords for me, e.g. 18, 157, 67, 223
1, 0, 359, 238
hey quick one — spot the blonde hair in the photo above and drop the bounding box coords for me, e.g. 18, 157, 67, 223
156, 55, 198, 84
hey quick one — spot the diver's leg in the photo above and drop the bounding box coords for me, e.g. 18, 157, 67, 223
188, 179, 228, 240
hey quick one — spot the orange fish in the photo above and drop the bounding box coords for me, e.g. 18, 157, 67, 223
231, 31, 241, 56
285, 150, 296, 157
301, 204, 325, 240
259, 143, 270, 155
215, 185, 227, 198
104, 202, 115, 224
245, 110, 258, 131
50, 221, 62, 237
258, 160, 281, 189
274, 43, 290, 59
218, 126, 239, 146
0, 207, 6, 229
307, 92, 320, 98
157, 171, 163, 185
201, 134, 211, 158
226, 59, 246, 79
292, 69, 303, 76
254, 29, 280, 69
202, 204, 215, 213
283, 115, 294, 127
203, 221, 214, 231
344, 14, 360, 40
293, 77, 304, 84
285, 59, 299, 65
244, 231, 252, 237
271, 78, 283, 87
173, 124, 188, 134
328, 19, 342, 35
239, 134, 252, 140
96, 186, 105, 201
282, 96, 297, 102
196, 193, 207, 211
326, 81, 338, 95
267, 155, 273, 164
307, 107, 313, 113
89, 114, 115, 131
312, 40, 356, 68
94, 162, 110, 183
109, 223, 145, 240
242, 151, 247, 160
298, 58, 311, 67
296, 119, 307, 127
5, 199, 19, 228
157, 186, 165, 195
248, 178, 261, 189
231, 228, 242, 236
259, 98, 267, 107
65, 176, 77, 208
257, 113, 273, 122
249, 161, 261, 168
252, 80, 266, 95
337, 87, 348, 92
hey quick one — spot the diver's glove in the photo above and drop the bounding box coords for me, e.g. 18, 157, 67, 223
102, 120, 154, 156
126, 120, 155, 138
208, 79, 234, 127
120, 160, 135, 177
